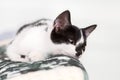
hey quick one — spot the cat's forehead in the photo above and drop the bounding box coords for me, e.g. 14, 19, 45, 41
66, 25, 81, 39
64, 25, 85, 45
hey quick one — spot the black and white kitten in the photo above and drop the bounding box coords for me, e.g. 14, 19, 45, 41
6, 10, 97, 62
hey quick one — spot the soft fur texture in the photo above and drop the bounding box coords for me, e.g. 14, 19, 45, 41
6, 10, 97, 62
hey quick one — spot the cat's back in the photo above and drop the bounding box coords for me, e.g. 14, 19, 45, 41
6, 19, 53, 62
10, 19, 52, 48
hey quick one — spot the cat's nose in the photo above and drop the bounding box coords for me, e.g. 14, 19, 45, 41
75, 43, 86, 52
75, 46, 83, 57
20, 55, 26, 58
75, 48, 82, 57
75, 45, 82, 52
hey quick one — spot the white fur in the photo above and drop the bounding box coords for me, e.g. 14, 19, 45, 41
76, 30, 84, 46
6, 24, 76, 62
7, 66, 84, 80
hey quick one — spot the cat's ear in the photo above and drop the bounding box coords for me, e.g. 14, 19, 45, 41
53, 10, 71, 32
83, 24, 97, 38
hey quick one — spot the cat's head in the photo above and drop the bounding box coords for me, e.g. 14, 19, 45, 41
51, 10, 97, 57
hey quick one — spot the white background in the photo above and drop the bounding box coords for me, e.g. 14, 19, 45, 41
0, 0, 120, 80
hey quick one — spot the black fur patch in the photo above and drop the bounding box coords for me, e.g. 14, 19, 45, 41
51, 25, 81, 45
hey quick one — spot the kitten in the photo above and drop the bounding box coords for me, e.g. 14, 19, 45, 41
6, 10, 97, 62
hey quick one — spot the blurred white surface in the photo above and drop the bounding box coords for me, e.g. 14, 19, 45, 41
0, 0, 120, 80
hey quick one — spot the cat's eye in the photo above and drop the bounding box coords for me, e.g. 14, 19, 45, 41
69, 39, 74, 44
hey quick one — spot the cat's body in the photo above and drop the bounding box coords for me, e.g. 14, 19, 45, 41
6, 20, 76, 62
6, 10, 96, 62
